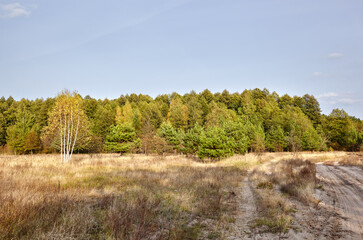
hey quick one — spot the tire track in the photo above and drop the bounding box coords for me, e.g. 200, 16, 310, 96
316, 164, 363, 239
227, 175, 258, 240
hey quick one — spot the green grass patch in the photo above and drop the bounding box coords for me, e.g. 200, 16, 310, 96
253, 215, 292, 233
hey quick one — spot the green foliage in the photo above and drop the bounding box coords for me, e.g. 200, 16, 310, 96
92, 104, 116, 140
41, 91, 91, 154
197, 127, 234, 160
157, 122, 183, 151
139, 102, 164, 130
185, 93, 203, 128
301, 127, 324, 151
1, 89, 362, 155
205, 101, 236, 128
167, 98, 188, 130
266, 125, 286, 152
278, 94, 293, 109
326, 109, 361, 151
301, 94, 321, 126
222, 120, 249, 154
251, 124, 265, 153
182, 123, 203, 155
0, 113, 6, 146
6, 109, 35, 154
105, 123, 140, 154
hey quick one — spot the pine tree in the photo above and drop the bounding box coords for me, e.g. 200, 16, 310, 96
105, 123, 140, 155
167, 98, 188, 130
266, 125, 286, 152
197, 126, 234, 160
6, 109, 35, 154
182, 123, 203, 155
157, 122, 184, 152
222, 120, 249, 154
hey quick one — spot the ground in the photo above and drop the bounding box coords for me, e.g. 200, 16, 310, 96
227, 152, 363, 240
0, 152, 362, 239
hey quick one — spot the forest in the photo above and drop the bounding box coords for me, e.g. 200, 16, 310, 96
0, 88, 362, 159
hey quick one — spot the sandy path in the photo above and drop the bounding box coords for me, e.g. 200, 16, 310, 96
316, 164, 363, 239
227, 173, 281, 240
227, 175, 257, 239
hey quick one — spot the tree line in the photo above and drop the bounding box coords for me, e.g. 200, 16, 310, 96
0, 88, 362, 159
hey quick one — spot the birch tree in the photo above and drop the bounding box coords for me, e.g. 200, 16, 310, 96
42, 90, 90, 161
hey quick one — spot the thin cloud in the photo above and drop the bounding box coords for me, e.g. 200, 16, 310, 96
318, 92, 338, 98
313, 72, 323, 77
338, 98, 361, 104
0, 3, 31, 18
318, 92, 362, 105
14, 0, 194, 61
328, 53, 343, 59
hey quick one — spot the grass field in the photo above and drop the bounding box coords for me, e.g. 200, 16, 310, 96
0, 151, 357, 239
0, 154, 252, 240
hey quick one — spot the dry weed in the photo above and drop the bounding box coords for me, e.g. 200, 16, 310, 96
0, 154, 245, 239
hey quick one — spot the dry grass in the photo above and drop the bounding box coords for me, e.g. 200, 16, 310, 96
250, 157, 318, 234
0, 154, 246, 240
1, 151, 355, 239
338, 152, 363, 168
300, 151, 363, 168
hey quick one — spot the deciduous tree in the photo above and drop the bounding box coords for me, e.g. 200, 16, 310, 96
42, 90, 90, 161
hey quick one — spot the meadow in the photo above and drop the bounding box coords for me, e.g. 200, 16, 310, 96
0, 151, 359, 239
0, 154, 252, 239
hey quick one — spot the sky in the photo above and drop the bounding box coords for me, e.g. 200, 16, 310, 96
0, 0, 362, 118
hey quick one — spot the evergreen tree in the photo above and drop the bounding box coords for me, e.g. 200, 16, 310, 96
185, 94, 203, 129
117, 100, 134, 125
167, 98, 189, 130
302, 94, 322, 126
222, 120, 249, 154
205, 101, 236, 127
105, 123, 140, 155
0, 113, 6, 146
0, 88, 361, 156
139, 101, 164, 130
92, 103, 116, 140
266, 125, 286, 152
197, 126, 234, 160
157, 122, 184, 152
182, 123, 203, 155
326, 109, 354, 150
301, 127, 324, 151
6, 109, 35, 154
251, 124, 265, 153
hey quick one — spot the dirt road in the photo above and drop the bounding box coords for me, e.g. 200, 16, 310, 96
316, 163, 363, 239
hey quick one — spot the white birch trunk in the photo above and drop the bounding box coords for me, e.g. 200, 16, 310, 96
64, 111, 67, 162
69, 111, 79, 161
59, 99, 80, 162
66, 108, 71, 161
60, 108, 63, 162
68, 106, 74, 162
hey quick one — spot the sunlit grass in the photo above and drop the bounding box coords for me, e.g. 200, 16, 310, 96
0, 154, 246, 239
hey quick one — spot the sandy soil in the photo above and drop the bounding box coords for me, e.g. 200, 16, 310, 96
227, 172, 283, 240
227, 174, 257, 240
228, 154, 363, 240
316, 163, 363, 239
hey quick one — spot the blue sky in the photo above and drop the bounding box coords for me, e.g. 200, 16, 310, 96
1, 0, 362, 118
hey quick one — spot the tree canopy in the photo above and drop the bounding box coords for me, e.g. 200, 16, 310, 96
0, 89, 362, 159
